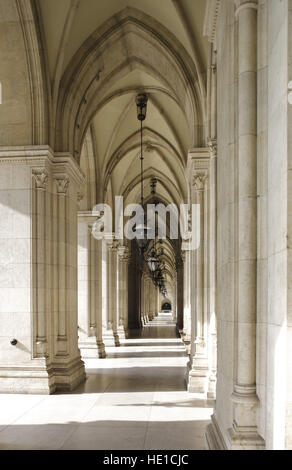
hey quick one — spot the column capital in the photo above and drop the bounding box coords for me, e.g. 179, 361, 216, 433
207, 139, 217, 157
55, 175, 70, 195
187, 148, 210, 188
32, 168, 48, 190
118, 245, 130, 260
193, 171, 209, 191
106, 237, 119, 250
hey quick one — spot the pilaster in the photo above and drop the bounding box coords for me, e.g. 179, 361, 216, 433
0, 146, 85, 393
186, 149, 210, 394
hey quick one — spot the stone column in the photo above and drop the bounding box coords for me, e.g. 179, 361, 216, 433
207, 140, 217, 399
226, 0, 264, 449
147, 276, 154, 321
107, 239, 120, 347
0, 151, 55, 393
77, 214, 105, 358
0, 149, 86, 394
176, 258, 184, 332
187, 157, 210, 393
151, 282, 156, 319
140, 273, 145, 324
52, 159, 86, 391
173, 273, 177, 322
182, 250, 190, 347
117, 245, 130, 338
101, 237, 107, 331
156, 285, 159, 316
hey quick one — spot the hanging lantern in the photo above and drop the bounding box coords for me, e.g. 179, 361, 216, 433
136, 93, 148, 121
135, 223, 150, 252
147, 250, 160, 273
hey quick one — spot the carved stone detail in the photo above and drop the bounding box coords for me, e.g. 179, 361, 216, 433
208, 139, 217, 157
55, 176, 69, 195
32, 169, 48, 190
193, 172, 208, 191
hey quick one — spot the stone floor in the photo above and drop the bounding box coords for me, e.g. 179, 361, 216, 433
0, 313, 213, 450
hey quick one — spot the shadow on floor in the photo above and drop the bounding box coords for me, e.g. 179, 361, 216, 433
0, 419, 210, 450
70, 366, 189, 394
105, 351, 187, 358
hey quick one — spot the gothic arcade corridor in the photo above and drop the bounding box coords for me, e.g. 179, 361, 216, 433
0, 314, 213, 450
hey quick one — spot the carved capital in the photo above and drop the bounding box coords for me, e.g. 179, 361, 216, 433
193, 172, 208, 191
118, 246, 130, 261
32, 169, 48, 190
208, 139, 217, 157
107, 238, 119, 251
55, 176, 69, 195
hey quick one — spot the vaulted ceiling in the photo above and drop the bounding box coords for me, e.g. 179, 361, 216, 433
38, 0, 208, 82
37, 0, 209, 208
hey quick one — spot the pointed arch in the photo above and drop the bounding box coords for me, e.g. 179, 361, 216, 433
55, 7, 206, 155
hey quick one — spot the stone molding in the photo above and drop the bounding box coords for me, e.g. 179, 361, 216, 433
0, 146, 85, 187
203, 0, 221, 44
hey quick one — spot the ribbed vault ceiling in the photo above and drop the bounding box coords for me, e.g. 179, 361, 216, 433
38, 0, 208, 208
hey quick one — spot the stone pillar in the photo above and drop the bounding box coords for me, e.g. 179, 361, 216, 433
117, 245, 130, 338
140, 273, 145, 324
0, 148, 87, 394
187, 152, 210, 393
176, 258, 184, 332
0, 152, 54, 393
182, 250, 191, 349
207, 140, 217, 399
224, 0, 264, 449
188, 162, 208, 393
173, 273, 177, 322
147, 276, 154, 321
101, 237, 110, 339
52, 159, 86, 391
156, 286, 159, 316
107, 239, 120, 347
77, 214, 105, 358
151, 282, 156, 319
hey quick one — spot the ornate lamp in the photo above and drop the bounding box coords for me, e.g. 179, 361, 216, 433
135, 93, 149, 254
147, 250, 160, 273
136, 93, 148, 121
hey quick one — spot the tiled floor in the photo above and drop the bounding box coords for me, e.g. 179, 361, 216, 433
0, 313, 213, 450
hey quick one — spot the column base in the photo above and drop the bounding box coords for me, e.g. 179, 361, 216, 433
0, 363, 56, 394
52, 356, 86, 392
79, 338, 106, 358
186, 359, 208, 394
206, 407, 266, 450
226, 389, 265, 450
113, 332, 121, 347
97, 340, 106, 358
226, 424, 265, 450
205, 414, 227, 450
102, 329, 116, 346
